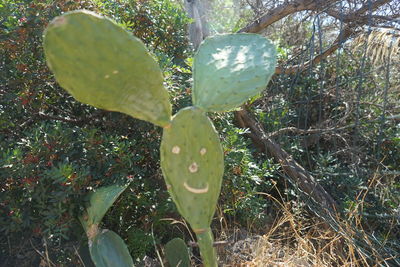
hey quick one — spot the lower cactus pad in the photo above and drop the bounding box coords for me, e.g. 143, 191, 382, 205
89, 229, 134, 267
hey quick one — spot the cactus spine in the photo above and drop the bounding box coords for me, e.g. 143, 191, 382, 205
43, 10, 276, 267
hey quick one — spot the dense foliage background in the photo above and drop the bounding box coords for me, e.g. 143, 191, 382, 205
1, 0, 399, 266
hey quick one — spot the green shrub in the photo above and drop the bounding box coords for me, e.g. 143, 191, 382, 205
0, 0, 190, 263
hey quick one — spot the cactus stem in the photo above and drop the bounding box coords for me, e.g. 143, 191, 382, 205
183, 182, 209, 194
188, 162, 198, 173
196, 228, 217, 267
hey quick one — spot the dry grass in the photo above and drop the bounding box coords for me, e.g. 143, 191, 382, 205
353, 29, 400, 65
242, 215, 358, 266
216, 186, 398, 267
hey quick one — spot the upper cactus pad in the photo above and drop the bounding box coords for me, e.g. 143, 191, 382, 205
160, 107, 224, 230
192, 34, 277, 112
43, 10, 171, 127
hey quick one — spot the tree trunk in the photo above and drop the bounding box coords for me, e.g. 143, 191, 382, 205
184, 0, 210, 49
234, 109, 338, 211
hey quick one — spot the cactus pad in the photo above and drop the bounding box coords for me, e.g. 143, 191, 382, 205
89, 229, 134, 267
160, 107, 224, 231
192, 34, 277, 112
43, 10, 171, 127
80, 183, 130, 232
165, 238, 191, 267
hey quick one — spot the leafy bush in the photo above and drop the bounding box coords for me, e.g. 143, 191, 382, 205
214, 114, 280, 229
1, 0, 398, 265
0, 0, 190, 264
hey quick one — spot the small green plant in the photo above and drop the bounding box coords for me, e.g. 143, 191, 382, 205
43, 10, 276, 267
80, 183, 134, 266
89, 229, 133, 267
164, 238, 191, 267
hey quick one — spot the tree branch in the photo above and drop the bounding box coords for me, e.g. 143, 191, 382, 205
238, 0, 339, 33
234, 108, 338, 211
275, 27, 352, 74
37, 112, 82, 124
278, 0, 393, 74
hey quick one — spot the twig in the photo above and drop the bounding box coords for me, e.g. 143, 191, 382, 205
30, 239, 56, 267
38, 111, 82, 124
151, 224, 165, 267
43, 238, 51, 267
73, 245, 86, 267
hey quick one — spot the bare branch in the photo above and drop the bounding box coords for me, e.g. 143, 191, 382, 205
37, 112, 82, 124
276, 27, 353, 74
272, 0, 394, 74
234, 108, 338, 211
239, 0, 339, 33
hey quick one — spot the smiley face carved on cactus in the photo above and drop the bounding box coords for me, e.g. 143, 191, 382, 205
184, 180, 209, 193
160, 107, 224, 231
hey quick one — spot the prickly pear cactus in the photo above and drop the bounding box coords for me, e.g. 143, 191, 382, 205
160, 107, 223, 267
192, 34, 277, 112
43, 10, 171, 127
165, 238, 191, 267
89, 229, 134, 267
79, 183, 130, 233
43, 10, 277, 267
